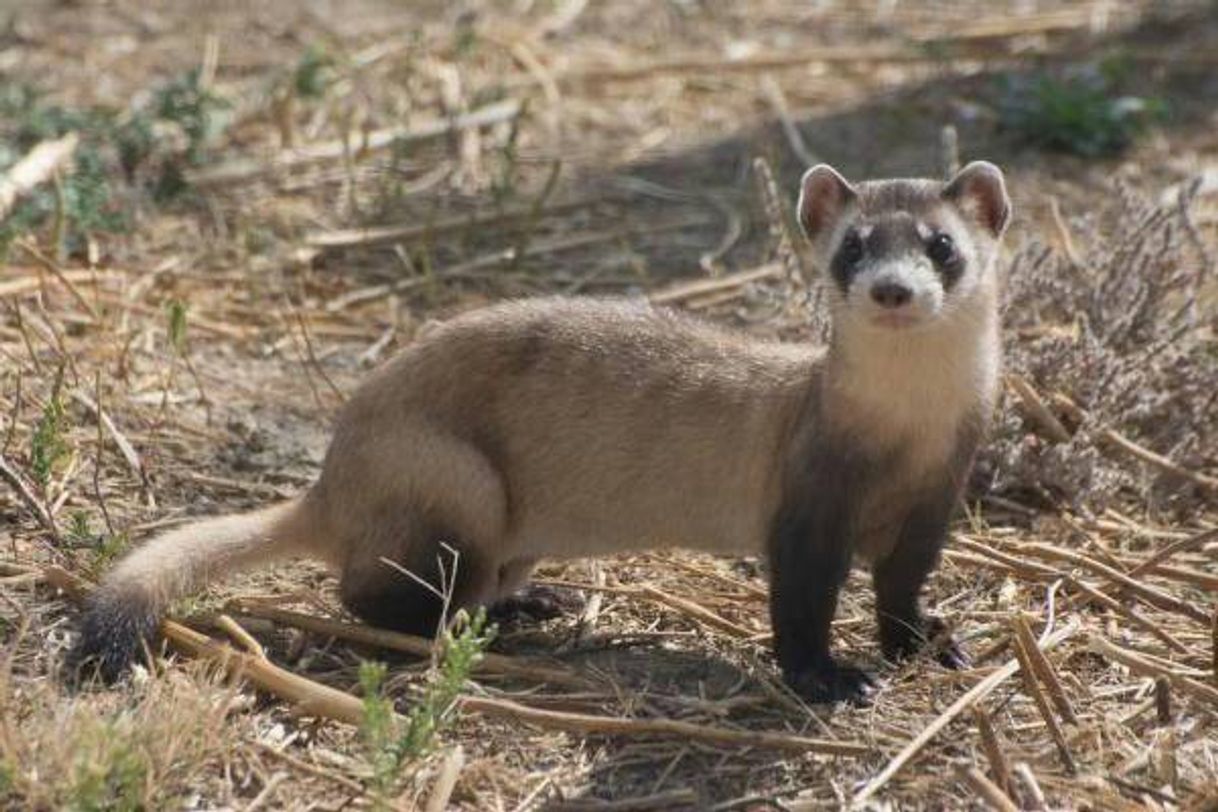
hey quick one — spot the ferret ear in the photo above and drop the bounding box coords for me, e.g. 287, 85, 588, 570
797, 164, 858, 242
943, 161, 1011, 238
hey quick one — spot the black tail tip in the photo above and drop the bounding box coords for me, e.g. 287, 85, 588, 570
65, 591, 161, 685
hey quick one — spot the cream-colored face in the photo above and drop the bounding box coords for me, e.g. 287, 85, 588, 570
797, 162, 1010, 334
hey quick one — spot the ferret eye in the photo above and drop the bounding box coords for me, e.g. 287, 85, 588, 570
840, 231, 864, 265
927, 233, 955, 265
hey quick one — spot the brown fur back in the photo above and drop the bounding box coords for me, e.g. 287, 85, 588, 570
314, 297, 818, 563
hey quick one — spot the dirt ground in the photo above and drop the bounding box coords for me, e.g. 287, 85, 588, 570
2, 1, 1217, 809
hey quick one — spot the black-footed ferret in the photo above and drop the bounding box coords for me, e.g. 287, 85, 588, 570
70, 161, 1010, 704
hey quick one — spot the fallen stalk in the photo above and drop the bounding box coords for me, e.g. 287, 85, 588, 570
1018, 543, 1210, 625
187, 99, 522, 187
226, 601, 594, 689
304, 198, 591, 250
649, 263, 782, 305
1088, 635, 1218, 707
958, 766, 1020, 812
0, 133, 79, 219
0, 452, 58, 540
458, 694, 868, 756
853, 619, 1080, 806
1100, 428, 1218, 496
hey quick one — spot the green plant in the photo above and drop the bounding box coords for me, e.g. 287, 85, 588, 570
294, 44, 336, 99
30, 374, 69, 489
0, 84, 110, 152
490, 101, 527, 207
359, 661, 398, 801
162, 298, 212, 422
67, 724, 146, 812
0, 70, 231, 253
167, 299, 188, 354
153, 68, 230, 165
0, 87, 127, 254
997, 65, 1165, 157
452, 14, 479, 56
359, 609, 494, 805
112, 114, 156, 180
89, 532, 130, 574
67, 511, 93, 545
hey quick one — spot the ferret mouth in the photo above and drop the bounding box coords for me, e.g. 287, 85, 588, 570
869, 311, 923, 329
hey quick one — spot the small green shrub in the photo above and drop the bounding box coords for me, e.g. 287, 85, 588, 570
30, 376, 69, 489
0, 67, 237, 253
153, 69, 231, 165
0, 87, 127, 253
67, 724, 147, 812
997, 64, 1165, 157
359, 608, 494, 806
67, 511, 93, 545
294, 44, 336, 99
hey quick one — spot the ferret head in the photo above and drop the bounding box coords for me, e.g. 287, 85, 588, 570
796, 161, 1010, 332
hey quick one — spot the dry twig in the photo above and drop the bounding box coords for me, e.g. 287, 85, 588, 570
44, 566, 370, 724
958, 766, 1020, 812
1100, 428, 1218, 496
227, 601, 594, 689
1011, 624, 1076, 773
458, 695, 868, 756
424, 745, 465, 812
188, 99, 522, 187
1012, 615, 1076, 724
973, 707, 1013, 798
1006, 374, 1072, 444
1089, 635, 1218, 707
0, 452, 58, 540
0, 133, 78, 219
853, 620, 1080, 805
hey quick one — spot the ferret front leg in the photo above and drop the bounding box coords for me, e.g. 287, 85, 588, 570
871, 495, 967, 669
768, 497, 874, 705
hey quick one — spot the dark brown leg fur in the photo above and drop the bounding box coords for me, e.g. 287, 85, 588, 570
339, 521, 494, 638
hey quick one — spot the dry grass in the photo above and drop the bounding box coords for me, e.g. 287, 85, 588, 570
2, 1, 1217, 809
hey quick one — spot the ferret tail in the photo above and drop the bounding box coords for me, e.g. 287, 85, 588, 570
68, 496, 315, 681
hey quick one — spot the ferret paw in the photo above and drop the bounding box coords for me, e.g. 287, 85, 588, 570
487, 584, 584, 626
784, 660, 876, 706
881, 615, 968, 670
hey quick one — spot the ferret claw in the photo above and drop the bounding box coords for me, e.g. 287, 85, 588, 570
786, 661, 877, 706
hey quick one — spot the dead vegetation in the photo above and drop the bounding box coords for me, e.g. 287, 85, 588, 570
1, 1, 1217, 809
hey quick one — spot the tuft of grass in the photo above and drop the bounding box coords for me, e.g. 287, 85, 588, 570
167, 299, 189, 355
359, 608, 495, 805
67, 723, 147, 812
1, 661, 238, 810
90, 533, 131, 574
63, 510, 130, 572
67, 511, 94, 545
30, 374, 70, 490
997, 63, 1165, 157
452, 13, 479, 57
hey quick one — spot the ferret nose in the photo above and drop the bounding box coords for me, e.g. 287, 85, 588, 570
870, 281, 912, 309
